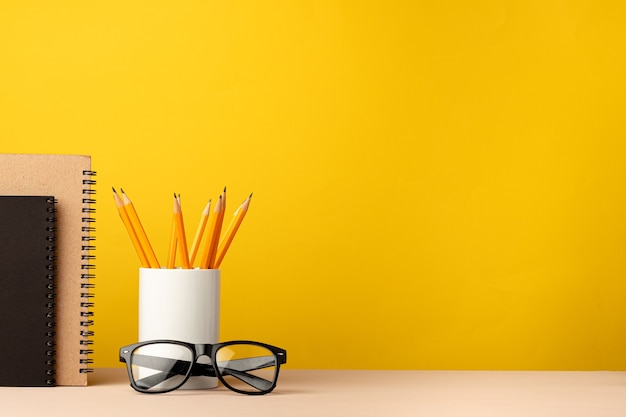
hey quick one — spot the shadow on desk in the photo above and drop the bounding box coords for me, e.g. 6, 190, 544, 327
88, 368, 128, 386
87, 368, 310, 395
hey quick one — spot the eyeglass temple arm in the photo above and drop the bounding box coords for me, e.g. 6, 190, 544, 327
132, 354, 281, 373
127, 354, 195, 390
216, 356, 279, 391
131, 354, 281, 391
131, 354, 194, 375
130, 354, 215, 390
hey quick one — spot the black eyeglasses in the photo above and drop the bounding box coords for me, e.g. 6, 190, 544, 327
119, 340, 287, 395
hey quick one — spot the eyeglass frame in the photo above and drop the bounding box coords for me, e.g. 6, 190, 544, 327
119, 339, 287, 395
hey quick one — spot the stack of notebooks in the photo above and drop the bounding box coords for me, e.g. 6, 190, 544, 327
0, 154, 95, 386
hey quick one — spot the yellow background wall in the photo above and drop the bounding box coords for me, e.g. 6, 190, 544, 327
1, 1, 626, 370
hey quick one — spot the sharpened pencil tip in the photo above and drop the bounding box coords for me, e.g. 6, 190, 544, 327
112, 187, 117, 193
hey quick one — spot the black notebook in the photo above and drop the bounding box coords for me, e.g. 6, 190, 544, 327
0, 196, 57, 386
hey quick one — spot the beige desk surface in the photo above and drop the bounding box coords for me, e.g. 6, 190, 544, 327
2, 369, 626, 416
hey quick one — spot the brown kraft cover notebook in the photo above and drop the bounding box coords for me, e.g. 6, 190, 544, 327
0, 154, 95, 386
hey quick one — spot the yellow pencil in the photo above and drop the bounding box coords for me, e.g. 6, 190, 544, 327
166, 193, 178, 269
121, 189, 160, 268
214, 193, 252, 269
218, 187, 226, 232
199, 195, 224, 269
189, 199, 211, 267
209, 189, 226, 269
112, 187, 149, 268
173, 194, 191, 269
210, 187, 226, 269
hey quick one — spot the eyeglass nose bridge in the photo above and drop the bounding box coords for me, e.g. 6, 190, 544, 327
190, 353, 217, 377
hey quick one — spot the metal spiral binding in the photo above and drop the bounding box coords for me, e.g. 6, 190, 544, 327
45, 197, 57, 385
80, 170, 96, 374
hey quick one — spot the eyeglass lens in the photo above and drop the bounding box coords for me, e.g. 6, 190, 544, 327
131, 342, 194, 393
215, 344, 277, 393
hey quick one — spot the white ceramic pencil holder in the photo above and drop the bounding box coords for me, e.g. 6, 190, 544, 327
138, 267, 220, 389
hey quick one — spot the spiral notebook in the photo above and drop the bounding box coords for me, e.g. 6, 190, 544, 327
0, 196, 57, 386
0, 154, 95, 386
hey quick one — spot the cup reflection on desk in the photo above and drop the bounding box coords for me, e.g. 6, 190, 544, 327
138, 267, 220, 389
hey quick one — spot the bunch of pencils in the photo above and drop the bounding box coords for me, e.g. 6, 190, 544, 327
113, 187, 252, 269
